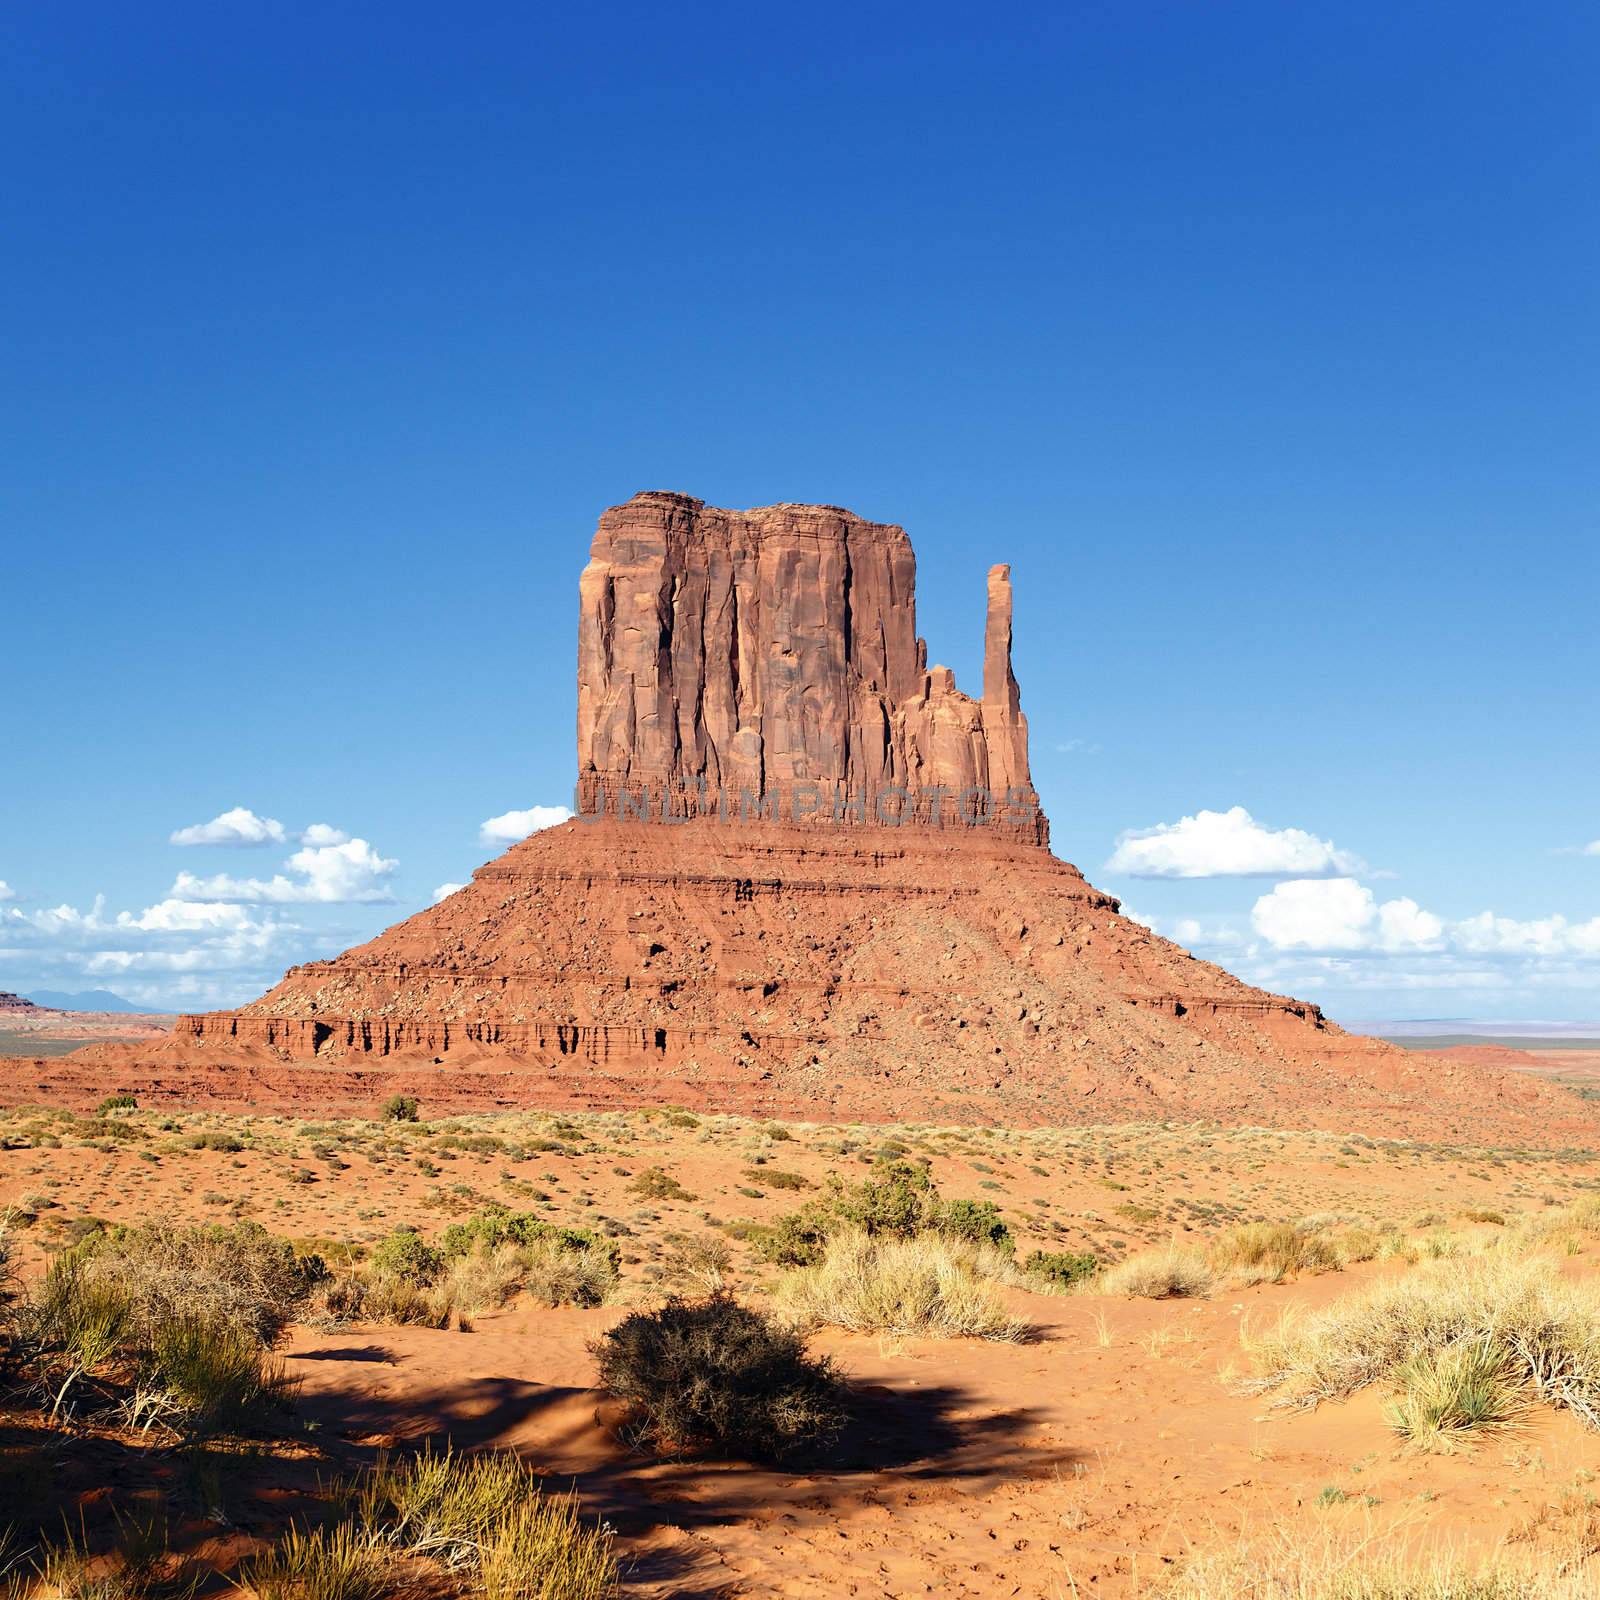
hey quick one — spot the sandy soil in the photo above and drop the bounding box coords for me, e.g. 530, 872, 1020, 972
5, 1104, 1600, 1594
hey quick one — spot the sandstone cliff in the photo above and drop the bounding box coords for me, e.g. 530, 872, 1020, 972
576, 493, 1043, 839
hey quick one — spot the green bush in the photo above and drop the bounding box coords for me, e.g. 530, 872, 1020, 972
592, 1294, 848, 1460
1021, 1249, 1099, 1290
381, 1095, 420, 1123
753, 1159, 1013, 1268
932, 1199, 1013, 1254
97, 1093, 138, 1114
438, 1209, 619, 1272
369, 1229, 444, 1286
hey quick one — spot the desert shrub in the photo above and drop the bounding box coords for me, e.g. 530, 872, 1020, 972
754, 1159, 1011, 1268
1247, 1255, 1600, 1439
626, 1167, 695, 1202
143, 1313, 292, 1431
186, 1131, 244, 1153
357, 1274, 452, 1329
23, 1260, 290, 1432
346, 1221, 617, 1327
592, 1294, 848, 1460
774, 1231, 1029, 1341
1021, 1249, 1099, 1291
660, 1234, 732, 1295
97, 1093, 138, 1114
932, 1198, 1013, 1253
368, 1228, 444, 1286
237, 1520, 389, 1600
745, 1168, 808, 1191
1099, 1245, 1215, 1300
381, 1095, 420, 1123
748, 1204, 836, 1268
830, 1159, 937, 1237
1209, 1223, 1340, 1284
439, 1209, 618, 1271
1328, 1227, 1381, 1264
63, 1219, 317, 1344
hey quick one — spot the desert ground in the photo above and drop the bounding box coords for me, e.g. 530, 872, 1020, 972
6, 1097, 1600, 1597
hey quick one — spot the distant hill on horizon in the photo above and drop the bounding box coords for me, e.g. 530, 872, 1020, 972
23, 989, 159, 1015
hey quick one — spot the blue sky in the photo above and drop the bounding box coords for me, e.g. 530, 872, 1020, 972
3, 1, 1596, 1022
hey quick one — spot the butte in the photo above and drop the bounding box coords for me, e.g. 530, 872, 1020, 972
54, 493, 1593, 1139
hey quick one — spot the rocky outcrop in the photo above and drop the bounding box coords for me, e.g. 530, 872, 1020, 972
576, 494, 1044, 839
0, 992, 45, 1014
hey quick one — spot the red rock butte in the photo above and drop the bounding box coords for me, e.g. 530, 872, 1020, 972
51, 493, 1595, 1138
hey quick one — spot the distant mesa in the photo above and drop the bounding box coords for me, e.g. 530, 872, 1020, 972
24, 989, 148, 1014
34, 492, 1599, 1140
0, 992, 50, 1015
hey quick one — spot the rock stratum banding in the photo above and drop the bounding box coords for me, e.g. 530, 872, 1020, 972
44, 492, 1595, 1138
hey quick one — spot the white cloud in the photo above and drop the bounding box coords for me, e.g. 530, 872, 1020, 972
1249, 881, 1600, 959
171, 837, 397, 904
170, 807, 287, 848
1251, 878, 1443, 952
0, 882, 14, 902
297, 823, 349, 847
1584, 840, 1600, 857
1107, 806, 1366, 879
1451, 911, 1600, 957
116, 899, 257, 933
432, 882, 466, 904
479, 805, 573, 846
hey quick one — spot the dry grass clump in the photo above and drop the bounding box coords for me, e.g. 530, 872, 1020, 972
1100, 1245, 1215, 1300
1248, 1255, 1600, 1447
239, 1448, 617, 1600
319, 1216, 620, 1329
66, 1219, 318, 1343
773, 1230, 1030, 1340
1209, 1223, 1340, 1284
1384, 1339, 1525, 1450
592, 1293, 848, 1460
237, 1520, 389, 1600
1156, 1526, 1592, 1599
18, 1254, 294, 1433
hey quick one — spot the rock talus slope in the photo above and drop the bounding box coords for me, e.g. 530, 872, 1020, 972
45, 492, 1596, 1140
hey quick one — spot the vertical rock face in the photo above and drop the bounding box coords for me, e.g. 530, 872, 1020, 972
576, 492, 1045, 840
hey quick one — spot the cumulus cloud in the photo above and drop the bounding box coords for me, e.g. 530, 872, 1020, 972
1107, 806, 1366, 879
171, 836, 397, 905
170, 807, 287, 848
1249, 881, 1600, 959
1, 889, 311, 1006
0, 882, 14, 902
479, 805, 573, 846
1584, 841, 1600, 857
1251, 878, 1443, 952
1451, 911, 1600, 957
297, 823, 349, 847
432, 882, 466, 904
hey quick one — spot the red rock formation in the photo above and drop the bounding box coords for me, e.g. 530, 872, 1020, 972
51, 492, 1599, 1140
576, 493, 1043, 838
